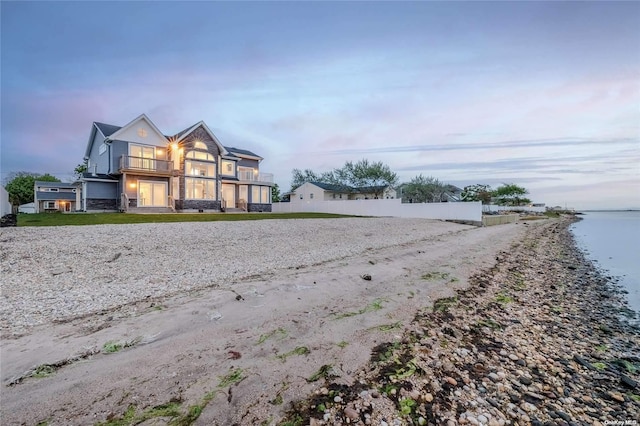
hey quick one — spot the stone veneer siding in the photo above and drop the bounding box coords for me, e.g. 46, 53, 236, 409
248, 203, 272, 213
86, 199, 118, 211
171, 125, 222, 206
175, 200, 221, 212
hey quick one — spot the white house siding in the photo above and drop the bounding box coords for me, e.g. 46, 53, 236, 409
18, 203, 36, 214
112, 120, 167, 147
290, 182, 324, 204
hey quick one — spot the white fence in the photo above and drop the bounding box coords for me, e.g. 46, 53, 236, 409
273, 199, 482, 222
1, 186, 12, 216
485, 205, 546, 213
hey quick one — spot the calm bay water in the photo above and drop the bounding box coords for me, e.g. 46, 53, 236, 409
570, 210, 640, 315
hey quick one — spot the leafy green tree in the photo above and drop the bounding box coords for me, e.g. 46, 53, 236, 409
335, 159, 398, 198
289, 168, 336, 192
271, 183, 281, 202
290, 159, 398, 198
4, 172, 61, 206
492, 183, 531, 206
73, 161, 88, 180
461, 184, 493, 204
401, 175, 450, 203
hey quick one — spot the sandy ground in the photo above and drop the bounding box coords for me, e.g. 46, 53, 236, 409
0, 218, 533, 425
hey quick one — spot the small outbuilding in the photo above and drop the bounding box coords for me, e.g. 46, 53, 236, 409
18, 202, 36, 214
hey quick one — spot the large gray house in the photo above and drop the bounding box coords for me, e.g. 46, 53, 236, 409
80, 114, 273, 213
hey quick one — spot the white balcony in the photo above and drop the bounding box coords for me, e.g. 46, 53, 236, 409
237, 170, 274, 183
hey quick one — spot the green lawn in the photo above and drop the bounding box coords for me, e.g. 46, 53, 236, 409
18, 212, 356, 227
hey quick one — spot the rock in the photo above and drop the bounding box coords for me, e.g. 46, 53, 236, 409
361, 274, 372, 281
478, 415, 488, 424
620, 374, 638, 389
509, 354, 519, 361
344, 407, 359, 420
488, 373, 501, 382
525, 391, 545, 401
607, 391, 624, 403
424, 393, 434, 402
333, 395, 343, 403
445, 376, 457, 386
557, 411, 571, 422
518, 376, 532, 386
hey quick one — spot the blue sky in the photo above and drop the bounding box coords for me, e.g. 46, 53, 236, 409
1, 1, 638, 210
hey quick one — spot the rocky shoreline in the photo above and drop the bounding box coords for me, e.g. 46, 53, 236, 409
283, 217, 640, 425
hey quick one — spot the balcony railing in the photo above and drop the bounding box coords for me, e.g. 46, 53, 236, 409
237, 170, 274, 183
119, 155, 172, 174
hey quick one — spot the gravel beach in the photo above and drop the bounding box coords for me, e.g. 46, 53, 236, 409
1, 216, 638, 425
0, 218, 469, 337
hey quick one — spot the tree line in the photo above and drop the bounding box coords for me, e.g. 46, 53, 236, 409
286, 159, 531, 206
4, 160, 530, 208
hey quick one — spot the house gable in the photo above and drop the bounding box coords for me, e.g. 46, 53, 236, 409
173, 121, 228, 156
108, 114, 168, 147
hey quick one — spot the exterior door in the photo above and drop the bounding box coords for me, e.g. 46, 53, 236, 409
222, 184, 235, 209
130, 145, 155, 170
138, 181, 167, 207
238, 185, 248, 204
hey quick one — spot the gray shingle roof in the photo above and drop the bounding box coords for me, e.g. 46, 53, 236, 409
224, 146, 262, 159
172, 124, 196, 140
80, 173, 118, 181
94, 122, 122, 137
309, 182, 351, 192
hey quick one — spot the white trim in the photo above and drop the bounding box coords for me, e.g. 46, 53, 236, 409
81, 178, 118, 183
174, 121, 229, 156
94, 123, 106, 138
227, 151, 263, 161
137, 180, 168, 207
108, 114, 168, 143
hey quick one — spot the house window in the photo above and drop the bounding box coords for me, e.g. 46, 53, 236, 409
130, 145, 155, 158
48, 188, 59, 192
339, 194, 342, 199
130, 145, 155, 169
185, 160, 215, 177
99, 143, 107, 155
221, 160, 235, 175
310, 193, 314, 199
193, 141, 208, 150
251, 186, 271, 203
300, 194, 303, 200
238, 166, 257, 181
185, 178, 216, 200
186, 151, 214, 161
45, 201, 56, 209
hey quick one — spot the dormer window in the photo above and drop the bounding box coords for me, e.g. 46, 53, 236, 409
221, 160, 235, 176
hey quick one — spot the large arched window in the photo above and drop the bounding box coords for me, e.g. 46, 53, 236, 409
193, 141, 208, 150
185, 150, 217, 200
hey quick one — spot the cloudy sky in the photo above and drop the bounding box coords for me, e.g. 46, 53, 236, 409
1, 1, 638, 210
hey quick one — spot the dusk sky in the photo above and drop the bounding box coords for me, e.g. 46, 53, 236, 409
1, 1, 639, 210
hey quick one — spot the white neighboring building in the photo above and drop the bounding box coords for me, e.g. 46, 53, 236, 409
18, 202, 36, 214
290, 182, 397, 204
0, 186, 12, 216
